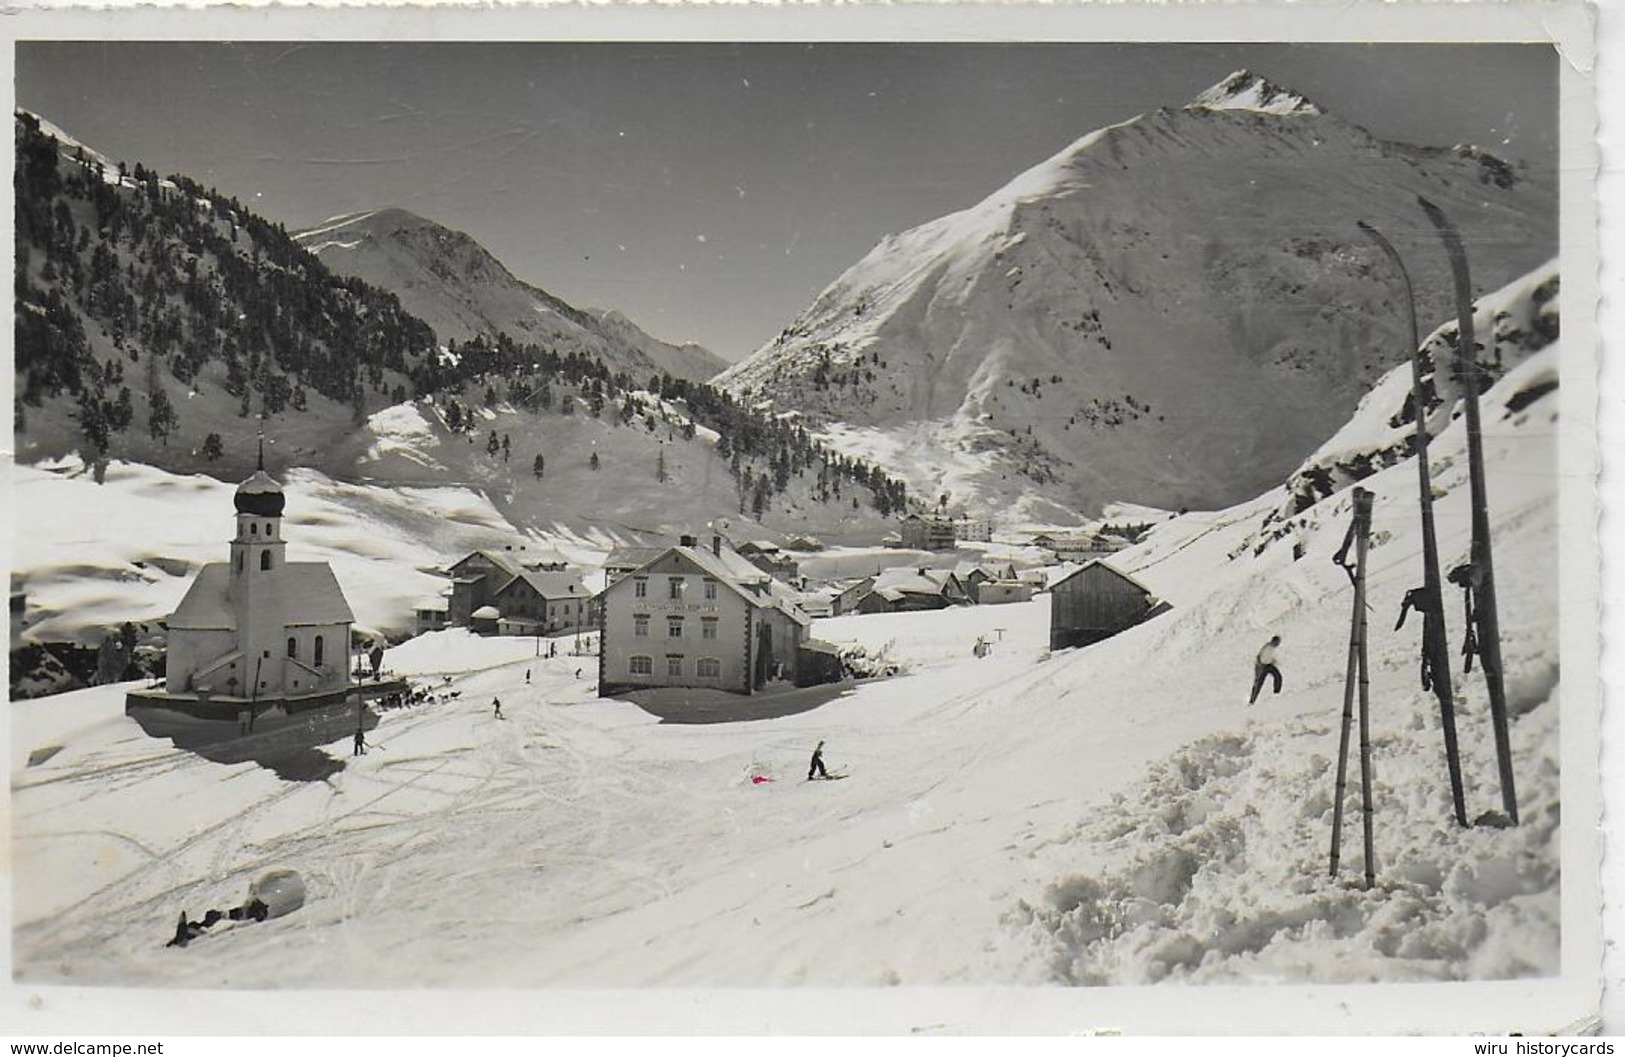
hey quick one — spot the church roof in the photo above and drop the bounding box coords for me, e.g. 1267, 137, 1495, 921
169, 565, 236, 630
169, 562, 355, 630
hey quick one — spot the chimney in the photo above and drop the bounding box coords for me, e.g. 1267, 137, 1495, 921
712, 535, 722, 556
680, 534, 698, 548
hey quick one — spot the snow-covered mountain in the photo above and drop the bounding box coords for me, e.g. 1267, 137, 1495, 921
716, 70, 1556, 522
295, 209, 724, 383
585, 306, 730, 383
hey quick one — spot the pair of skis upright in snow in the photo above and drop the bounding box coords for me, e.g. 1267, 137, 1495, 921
1334, 199, 1518, 885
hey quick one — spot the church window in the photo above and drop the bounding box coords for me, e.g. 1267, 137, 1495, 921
314, 636, 324, 667
236, 553, 244, 574
261, 552, 272, 571
287, 637, 298, 658
251, 523, 258, 535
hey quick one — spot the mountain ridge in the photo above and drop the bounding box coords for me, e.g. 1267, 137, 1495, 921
715, 71, 1555, 521
295, 208, 728, 384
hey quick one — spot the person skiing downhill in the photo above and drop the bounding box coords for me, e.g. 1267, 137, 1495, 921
493, 697, 503, 719
1249, 635, 1284, 705
808, 741, 829, 780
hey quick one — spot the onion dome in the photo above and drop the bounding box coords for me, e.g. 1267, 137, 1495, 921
235, 470, 286, 517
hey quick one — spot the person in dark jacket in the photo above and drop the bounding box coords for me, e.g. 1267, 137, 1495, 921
352, 728, 367, 756
808, 740, 829, 780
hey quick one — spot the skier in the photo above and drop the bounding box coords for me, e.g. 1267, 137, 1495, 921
1248, 635, 1284, 705
808, 740, 829, 780
493, 697, 503, 719
352, 728, 367, 756
525, 669, 531, 684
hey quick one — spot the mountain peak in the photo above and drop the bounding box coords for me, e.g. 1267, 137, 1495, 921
1187, 69, 1321, 116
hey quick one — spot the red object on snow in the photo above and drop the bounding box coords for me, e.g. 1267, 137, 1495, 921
751, 775, 773, 784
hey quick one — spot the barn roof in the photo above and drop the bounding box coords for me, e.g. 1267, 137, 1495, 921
1048, 559, 1159, 599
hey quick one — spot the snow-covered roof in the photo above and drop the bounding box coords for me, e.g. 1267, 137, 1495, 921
1048, 560, 1159, 600
170, 562, 355, 630
449, 550, 527, 578
499, 570, 590, 601
871, 567, 959, 596
604, 546, 667, 569
471, 605, 501, 620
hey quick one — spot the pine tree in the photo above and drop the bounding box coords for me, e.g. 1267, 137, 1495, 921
201, 432, 224, 461
589, 451, 600, 471
657, 446, 668, 483
532, 454, 545, 479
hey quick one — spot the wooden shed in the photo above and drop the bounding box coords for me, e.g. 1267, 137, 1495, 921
1048, 561, 1166, 650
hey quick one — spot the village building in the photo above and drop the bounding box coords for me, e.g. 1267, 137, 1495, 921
491, 570, 593, 635
899, 513, 958, 551
974, 579, 1036, 606
413, 595, 451, 636
955, 515, 994, 543
603, 545, 668, 585
735, 540, 799, 582
597, 534, 812, 697
437, 548, 594, 637
1048, 560, 1170, 650
1031, 532, 1123, 564
853, 566, 970, 614
156, 456, 355, 709
829, 577, 875, 616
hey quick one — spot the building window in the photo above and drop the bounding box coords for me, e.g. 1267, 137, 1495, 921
287, 637, 298, 658
630, 655, 652, 676
634, 614, 649, 637
702, 618, 718, 640
236, 553, 244, 574
667, 617, 684, 638
704, 580, 718, 601
634, 578, 647, 599
250, 523, 258, 535
260, 551, 272, 571
668, 577, 683, 600
314, 636, 324, 667
666, 655, 683, 677
697, 658, 721, 678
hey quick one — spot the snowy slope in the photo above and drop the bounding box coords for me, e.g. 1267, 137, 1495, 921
10, 392, 903, 654
9, 265, 1571, 1017
716, 70, 1555, 521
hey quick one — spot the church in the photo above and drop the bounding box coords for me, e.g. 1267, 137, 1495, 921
159, 454, 355, 709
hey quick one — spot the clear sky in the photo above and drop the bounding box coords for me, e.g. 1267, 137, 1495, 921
15, 42, 1557, 361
